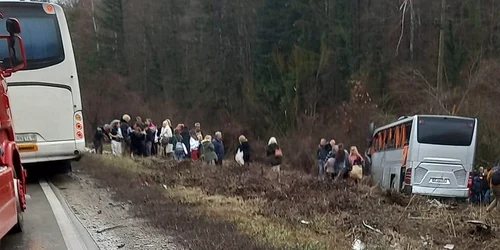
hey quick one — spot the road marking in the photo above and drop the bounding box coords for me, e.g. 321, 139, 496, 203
39, 180, 88, 250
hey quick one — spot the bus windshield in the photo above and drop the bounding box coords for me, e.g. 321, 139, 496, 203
417, 117, 475, 146
0, 3, 64, 70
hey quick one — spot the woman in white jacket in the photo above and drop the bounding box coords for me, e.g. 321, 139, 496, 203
159, 119, 173, 157
190, 131, 201, 161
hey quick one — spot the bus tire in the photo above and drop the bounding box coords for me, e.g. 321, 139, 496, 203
9, 179, 24, 234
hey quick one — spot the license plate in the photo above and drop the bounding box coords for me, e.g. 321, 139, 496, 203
18, 143, 38, 152
16, 133, 37, 143
430, 178, 450, 184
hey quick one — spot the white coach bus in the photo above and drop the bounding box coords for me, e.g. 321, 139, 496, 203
0, 1, 84, 167
366, 115, 478, 199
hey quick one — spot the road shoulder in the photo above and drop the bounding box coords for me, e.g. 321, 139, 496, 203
51, 172, 181, 250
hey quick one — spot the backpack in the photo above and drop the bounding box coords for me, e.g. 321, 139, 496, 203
491, 168, 500, 186
275, 148, 282, 157
175, 141, 184, 154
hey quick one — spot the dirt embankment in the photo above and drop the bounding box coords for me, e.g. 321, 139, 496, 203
76, 155, 500, 250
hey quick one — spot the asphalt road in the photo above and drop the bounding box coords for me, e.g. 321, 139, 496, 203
0, 182, 99, 250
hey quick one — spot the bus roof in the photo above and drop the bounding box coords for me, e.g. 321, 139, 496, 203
373, 115, 476, 136
0, 1, 61, 6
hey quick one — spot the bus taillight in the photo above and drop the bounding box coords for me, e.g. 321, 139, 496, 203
404, 168, 412, 185
74, 112, 84, 139
467, 173, 474, 196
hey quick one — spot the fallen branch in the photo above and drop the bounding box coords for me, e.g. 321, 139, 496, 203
449, 214, 457, 237
398, 194, 416, 222
362, 220, 383, 234
97, 225, 126, 233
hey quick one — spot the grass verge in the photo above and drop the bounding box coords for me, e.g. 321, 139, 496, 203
76, 154, 500, 250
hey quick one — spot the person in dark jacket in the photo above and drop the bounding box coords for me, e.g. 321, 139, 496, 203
144, 125, 155, 157
212, 131, 225, 165
317, 138, 329, 180
130, 123, 146, 157
333, 143, 350, 180
266, 137, 282, 182
93, 124, 110, 154
238, 135, 251, 165
170, 129, 186, 161
180, 124, 191, 159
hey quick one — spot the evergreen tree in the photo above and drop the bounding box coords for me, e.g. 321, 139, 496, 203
97, 0, 126, 74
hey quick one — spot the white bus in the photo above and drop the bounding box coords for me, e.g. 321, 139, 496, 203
0, 1, 84, 167
367, 115, 477, 199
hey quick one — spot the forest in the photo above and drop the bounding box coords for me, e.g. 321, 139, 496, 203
62, 0, 500, 168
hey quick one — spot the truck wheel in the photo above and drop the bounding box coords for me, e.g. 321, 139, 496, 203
9, 179, 24, 234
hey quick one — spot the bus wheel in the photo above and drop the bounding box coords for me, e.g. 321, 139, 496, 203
9, 179, 24, 234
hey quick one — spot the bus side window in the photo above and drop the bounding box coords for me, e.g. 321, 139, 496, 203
378, 132, 383, 150
405, 124, 412, 145
387, 128, 394, 149
402, 144, 409, 167
401, 125, 406, 147
383, 130, 388, 149
395, 126, 401, 148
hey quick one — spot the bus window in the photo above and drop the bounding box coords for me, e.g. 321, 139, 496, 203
401, 125, 406, 146
405, 124, 412, 145
395, 126, 401, 148
383, 130, 388, 149
417, 117, 474, 146
402, 144, 409, 167
378, 132, 383, 150
387, 128, 394, 149
0, 4, 64, 70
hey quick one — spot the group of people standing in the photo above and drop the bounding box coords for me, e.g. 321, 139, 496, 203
93, 114, 285, 181
93, 114, 225, 164
316, 139, 365, 181
471, 166, 491, 204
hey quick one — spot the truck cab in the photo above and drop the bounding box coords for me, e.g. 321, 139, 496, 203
0, 15, 28, 240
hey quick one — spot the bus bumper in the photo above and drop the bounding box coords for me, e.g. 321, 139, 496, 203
18, 140, 85, 164
412, 185, 469, 198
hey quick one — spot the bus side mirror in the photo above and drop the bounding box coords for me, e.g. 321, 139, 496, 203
6, 18, 21, 35
368, 122, 375, 135
0, 35, 27, 77
366, 122, 375, 146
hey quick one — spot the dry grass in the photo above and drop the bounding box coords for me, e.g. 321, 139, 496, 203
77, 154, 500, 250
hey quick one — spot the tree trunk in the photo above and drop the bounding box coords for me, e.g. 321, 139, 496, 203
90, 0, 99, 52
410, 0, 415, 63
436, 0, 446, 94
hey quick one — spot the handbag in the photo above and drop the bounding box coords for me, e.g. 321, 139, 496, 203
235, 148, 244, 166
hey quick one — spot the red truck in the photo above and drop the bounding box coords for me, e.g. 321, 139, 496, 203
0, 15, 28, 239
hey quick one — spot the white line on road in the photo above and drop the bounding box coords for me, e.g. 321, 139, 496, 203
39, 180, 88, 250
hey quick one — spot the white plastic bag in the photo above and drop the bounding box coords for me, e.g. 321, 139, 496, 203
235, 148, 244, 166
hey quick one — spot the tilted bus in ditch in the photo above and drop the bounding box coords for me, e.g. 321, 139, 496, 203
0, 15, 29, 240
366, 115, 478, 199
0, 1, 85, 170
